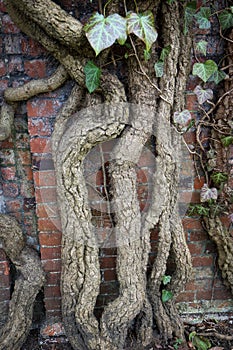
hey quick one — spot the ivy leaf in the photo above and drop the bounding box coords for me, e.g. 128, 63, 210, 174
195, 40, 208, 56
209, 69, 227, 84
84, 61, 101, 93
84, 12, 127, 55
127, 11, 158, 51
200, 184, 218, 202
184, 1, 197, 35
195, 7, 211, 29
221, 136, 233, 147
154, 61, 164, 77
211, 172, 228, 186
162, 290, 173, 303
162, 275, 171, 285
144, 49, 151, 61
192, 60, 218, 82
173, 109, 192, 126
218, 10, 233, 30
160, 45, 171, 62
190, 333, 212, 350
194, 85, 213, 104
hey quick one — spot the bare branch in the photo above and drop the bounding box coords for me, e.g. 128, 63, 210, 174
6, 0, 85, 51
4, 65, 69, 102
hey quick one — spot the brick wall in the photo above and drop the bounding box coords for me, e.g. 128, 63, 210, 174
0, 0, 232, 334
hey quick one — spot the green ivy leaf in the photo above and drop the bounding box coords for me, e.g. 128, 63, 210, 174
184, 1, 197, 35
211, 172, 228, 186
194, 85, 213, 104
173, 109, 192, 126
127, 11, 158, 51
195, 40, 208, 56
154, 61, 164, 77
195, 7, 211, 29
191, 333, 212, 350
192, 60, 218, 82
209, 69, 227, 84
84, 12, 127, 55
160, 45, 171, 62
218, 10, 233, 30
144, 49, 151, 61
162, 289, 173, 303
84, 61, 101, 93
162, 275, 171, 285
221, 136, 233, 147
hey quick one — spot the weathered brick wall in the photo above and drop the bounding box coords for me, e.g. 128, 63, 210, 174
0, 0, 232, 333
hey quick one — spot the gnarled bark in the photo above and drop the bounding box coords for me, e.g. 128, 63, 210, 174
0, 0, 212, 349
0, 215, 45, 350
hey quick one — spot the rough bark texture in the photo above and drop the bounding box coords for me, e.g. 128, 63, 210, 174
204, 29, 233, 294
1, 0, 231, 349
0, 215, 45, 350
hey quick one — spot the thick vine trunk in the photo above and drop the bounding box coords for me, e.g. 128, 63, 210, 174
204, 29, 233, 293
0, 0, 195, 349
0, 215, 45, 350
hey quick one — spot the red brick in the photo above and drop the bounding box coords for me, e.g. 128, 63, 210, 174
3, 182, 19, 198
42, 259, 62, 272
39, 232, 62, 247
44, 297, 61, 311
0, 60, 7, 76
2, 14, 20, 34
0, 274, 10, 286
183, 218, 203, 230
41, 246, 61, 260
21, 38, 47, 56
103, 269, 117, 282
176, 291, 195, 303
35, 187, 57, 203
0, 288, 10, 302
27, 99, 62, 118
189, 230, 208, 241
188, 243, 203, 255
192, 256, 213, 267
100, 248, 117, 256
213, 288, 232, 300
183, 131, 196, 144
0, 261, 10, 276
28, 118, 52, 137
44, 285, 61, 298
185, 94, 198, 110
100, 282, 118, 294
34, 170, 56, 187
38, 218, 62, 231
99, 257, 116, 269
36, 203, 59, 219
8, 57, 23, 74
196, 290, 212, 300
5, 199, 22, 212
30, 138, 51, 153
46, 272, 61, 285
179, 191, 200, 204
24, 60, 47, 78
1, 167, 16, 180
